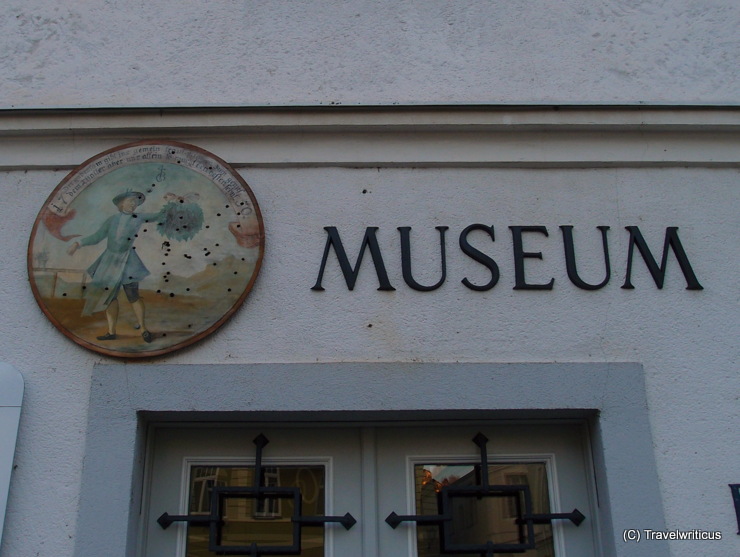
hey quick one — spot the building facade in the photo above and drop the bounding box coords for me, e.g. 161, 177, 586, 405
1, 3, 738, 557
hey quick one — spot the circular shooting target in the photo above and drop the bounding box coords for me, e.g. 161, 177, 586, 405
28, 140, 264, 358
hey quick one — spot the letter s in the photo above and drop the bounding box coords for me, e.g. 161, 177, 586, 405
460, 224, 500, 291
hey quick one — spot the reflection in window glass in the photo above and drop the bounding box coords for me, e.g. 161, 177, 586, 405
186, 465, 325, 557
414, 463, 554, 557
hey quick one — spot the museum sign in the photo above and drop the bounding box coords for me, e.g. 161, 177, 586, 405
312, 224, 703, 292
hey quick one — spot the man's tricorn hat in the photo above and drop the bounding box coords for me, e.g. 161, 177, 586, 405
112, 190, 146, 207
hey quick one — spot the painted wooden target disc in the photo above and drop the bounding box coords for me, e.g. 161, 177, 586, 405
28, 141, 264, 358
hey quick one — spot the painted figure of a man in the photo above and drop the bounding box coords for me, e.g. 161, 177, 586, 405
67, 191, 157, 342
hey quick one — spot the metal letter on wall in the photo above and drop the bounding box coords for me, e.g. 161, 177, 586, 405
730, 484, 740, 535
27, 141, 264, 358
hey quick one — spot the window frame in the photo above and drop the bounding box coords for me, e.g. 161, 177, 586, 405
74, 362, 669, 557
173, 456, 332, 557
408, 454, 562, 557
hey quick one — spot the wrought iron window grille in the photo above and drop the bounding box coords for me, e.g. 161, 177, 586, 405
157, 433, 356, 556
385, 432, 585, 557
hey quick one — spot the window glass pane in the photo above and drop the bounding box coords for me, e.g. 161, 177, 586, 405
414, 463, 554, 557
186, 465, 325, 557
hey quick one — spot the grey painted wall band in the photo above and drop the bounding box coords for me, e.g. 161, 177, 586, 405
75, 362, 667, 557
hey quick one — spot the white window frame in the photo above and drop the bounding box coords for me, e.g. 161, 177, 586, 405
170, 456, 334, 557
405, 453, 566, 557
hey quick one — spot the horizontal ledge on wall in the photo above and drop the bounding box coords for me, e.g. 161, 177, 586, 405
2, 105, 740, 132
4, 161, 739, 172
0, 106, 737, 169
138, 408, 597, 424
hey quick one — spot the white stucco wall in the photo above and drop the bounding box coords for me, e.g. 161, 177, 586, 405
1, 0, 739, 108
2, 155, 738, 555
0, 1, 738, 555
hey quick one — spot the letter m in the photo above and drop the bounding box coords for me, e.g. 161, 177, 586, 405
622, 226, 703, 290
312, 227, 395, 291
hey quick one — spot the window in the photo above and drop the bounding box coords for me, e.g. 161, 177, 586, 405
414, 463, 554, 557
142, 423, 597, 556
185, 465, 325, 557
